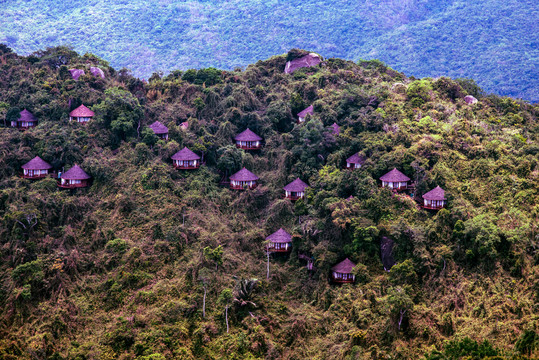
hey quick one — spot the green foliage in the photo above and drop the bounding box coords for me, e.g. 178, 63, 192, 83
407, 79, 433, 107
203, 245, 224, 269
515, 330, 539, 356
0, 46, 537, 360
426, 337, 500, 360
93, 87, 144, 141
105, 239, 129, 254
2, 0, 537, 100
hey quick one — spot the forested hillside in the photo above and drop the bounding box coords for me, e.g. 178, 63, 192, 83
0, 45, 538, 359
1, 0, 538, 102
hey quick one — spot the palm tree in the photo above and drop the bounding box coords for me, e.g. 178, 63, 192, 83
233, 278, 258, 309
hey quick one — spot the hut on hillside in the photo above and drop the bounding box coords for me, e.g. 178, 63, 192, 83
380, 168, 411, 190
284, 53, 321, 74
229, 168, 259, 190
346, 153, 366, 169
58, 165, 91, 188
297, 105, 314, 123
148, 121, 169, 140
283, 178, 309, 201
234, 128, 262, 150
422, 186, 446, 210
69, 104, 94, 123
171, 147, 201, 169
331, 258, 356, 284
22, 156, 52, 179
179, 121, 189, 130
266, 228, 292, 253
12, 109, 38, 130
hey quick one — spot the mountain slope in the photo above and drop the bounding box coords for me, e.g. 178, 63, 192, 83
1, 0, 538, 101
0, 46, 538, 359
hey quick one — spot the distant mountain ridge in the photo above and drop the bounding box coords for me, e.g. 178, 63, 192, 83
2, 0, 538, 101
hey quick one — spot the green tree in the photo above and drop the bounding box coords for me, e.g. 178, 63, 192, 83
93, 87, 144, 142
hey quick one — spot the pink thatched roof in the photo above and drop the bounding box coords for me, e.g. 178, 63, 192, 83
149, 121, 168, 134
171, 147, 200, 161
22, 156, 52, 170
17, 109, 37, 123
422, 186, 446, 201
380, 168, 410, 182
330, 122, 340, 134
283, 178, 309, 192
346, 153, 366, 165
266, 228, 292, 243
70, 104, 94, 117
61, 165, 91, 180
234, 128, 262, 142
298, 105, 314, 118
331, 258, 356, 274
230, 168, 259, 182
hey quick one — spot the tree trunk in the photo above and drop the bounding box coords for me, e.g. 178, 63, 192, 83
225, 306, 229, 333
398, 309, 407, 330
203, 284, 206, 318
266, 249, 270, 280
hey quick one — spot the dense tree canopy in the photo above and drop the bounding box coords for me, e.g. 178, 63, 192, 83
0, 46, 537, 359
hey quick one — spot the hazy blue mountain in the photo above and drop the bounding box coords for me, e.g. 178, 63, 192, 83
2, 0, 538, 101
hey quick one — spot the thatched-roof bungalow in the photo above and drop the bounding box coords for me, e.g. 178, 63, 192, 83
11, 109, 38, 130
266, 228, 292, 253
148, 121, 169, 140
297, 105, 314, 123
283, 178, 308, 201
422, 186, 446, 210
58, 165, 91, 188
380, 168, 410, 190
69, 104, 94, 123
331, 258, 356, 284
234, 128, 262, 150
230, 168, 259, 190
346, 153, 366, 169
171, 147, 201, 169
22, 156, 52, 179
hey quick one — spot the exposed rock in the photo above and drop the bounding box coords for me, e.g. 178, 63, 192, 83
380, 236, 396, 271
284, 53, 321, 74
90, 67, 105, 79
464, 95, 478, 104
69, 69, 85, 81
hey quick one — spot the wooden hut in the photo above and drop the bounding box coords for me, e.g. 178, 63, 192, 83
234, 128, 262, 150
331, 258, 356, 283
229, 168, 259, 190
22, 156, 52, 179
171, 147, 201, 169
346, 153, 366, 169
283, 178, 309, 201
266, 228, 292, 253
11, 109, 38, 130
58, 165, 91, 188
69, 104, 94, 123
380, 168, 410, 190
422, 186, 447, 210
148, 121, 169, 140
297, 105, 314, 123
